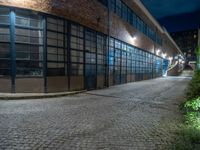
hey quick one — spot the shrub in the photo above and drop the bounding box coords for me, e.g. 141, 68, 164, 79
184, 97, 200, 112
186, 70, 200, 99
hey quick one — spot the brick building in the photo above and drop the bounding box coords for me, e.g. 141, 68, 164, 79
0, 0, 183, 93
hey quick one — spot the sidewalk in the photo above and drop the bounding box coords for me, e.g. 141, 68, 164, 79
0, 90, 86, 100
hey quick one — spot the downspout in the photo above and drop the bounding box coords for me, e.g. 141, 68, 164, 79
106, 0, 112, 87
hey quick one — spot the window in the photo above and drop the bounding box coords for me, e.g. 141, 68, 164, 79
97, 34, 107, 75
109, 38, 114, 74
127, 46, 132, 74
0, 8, 10, 25
127, 8, 132, 25
0, 43, 10, 76
137, 17, 144, 33
85, 30, 96, 53
47, 17, 65, 76
0, 8, 10, 76
14, 10, 43, 76
116, 0, 122, 17
70, 24, 84, 76
71, 63, 83, 75
121, 49, 127, 75
99, 0, 162, 45
0, 27, 10, 42
114, 40, 121, 75
110, 0, 116, 12
122, 2, 127, 21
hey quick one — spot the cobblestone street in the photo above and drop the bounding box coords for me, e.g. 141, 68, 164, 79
0, 77, 190, 150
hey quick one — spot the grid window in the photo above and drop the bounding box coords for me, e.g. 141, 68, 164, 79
110, 0, 116, 12
15, 10, 44, 76
0, 25, 10, 77
85, 30, 96, 53
114, 40, 121, 75
47, 17, 65, 76
97, 34, 107, 75
0, 8, 10, 25
132, 12, 137, 28
0, 7, 10, 76
109, 38, 114, 74
127, 46, 132, 74
97, 34, 106, 65
70, 24, 84, 76
127, 8, 132, 25
122, 3, 128, 21
116, 0, 122, 17
0, 43, 10, 76
71, 64, 83, 75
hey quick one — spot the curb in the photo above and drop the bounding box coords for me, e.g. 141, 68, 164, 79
0, 90, 86, 100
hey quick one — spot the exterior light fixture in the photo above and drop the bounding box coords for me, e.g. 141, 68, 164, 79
168, 57, 173, 61
174, 56, 178, 60
132, 36, 137, 41
156, 49, 160, 55
162, 53, 167, 58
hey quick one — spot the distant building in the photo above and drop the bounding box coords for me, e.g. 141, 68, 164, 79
171, 29, 198, 63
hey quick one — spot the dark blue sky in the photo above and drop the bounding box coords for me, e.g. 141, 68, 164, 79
141, 0, 200, 32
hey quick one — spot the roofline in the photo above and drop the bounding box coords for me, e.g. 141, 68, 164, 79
134, 0, 163, 33
163, 27, 184, 55
134, 0, 183, 56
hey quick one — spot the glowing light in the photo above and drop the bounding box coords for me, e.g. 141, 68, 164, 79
156, 49, 160, 55
162, 53, 167, 58
132, 36, 137, 41
168, 57, 173, 61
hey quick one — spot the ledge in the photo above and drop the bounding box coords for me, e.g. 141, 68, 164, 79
0, 90, 86, 100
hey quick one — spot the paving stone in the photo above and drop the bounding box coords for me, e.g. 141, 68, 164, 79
0, 77, 190, 150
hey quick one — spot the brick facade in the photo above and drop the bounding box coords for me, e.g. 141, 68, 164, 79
0, 0, 183, 93
0, 0, 163, 54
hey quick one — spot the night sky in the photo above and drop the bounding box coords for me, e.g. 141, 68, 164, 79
141, 0, 200, 32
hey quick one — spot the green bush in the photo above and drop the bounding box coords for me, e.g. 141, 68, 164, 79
173, 70, 200, 149
184, 97, 200, 112
186, 70, 200, 99
172, 126, 200, 150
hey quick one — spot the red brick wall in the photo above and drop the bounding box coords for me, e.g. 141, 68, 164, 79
0, 0, 156, 52
0, 0, 179, 55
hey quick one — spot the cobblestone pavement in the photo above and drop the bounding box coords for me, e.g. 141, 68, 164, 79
0, 77, 190, 150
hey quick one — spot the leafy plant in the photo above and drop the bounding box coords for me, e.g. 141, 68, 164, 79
184, 97, 200, 111
186, 70, 200, 100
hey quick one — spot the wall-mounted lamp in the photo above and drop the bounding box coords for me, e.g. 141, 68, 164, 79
162, 53, 167, 58
156, 49, 160, 55
168, 57, 173, 61
132, 35, 137, 41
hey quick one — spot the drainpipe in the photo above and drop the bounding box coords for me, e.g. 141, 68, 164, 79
106, 0, 112, 87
